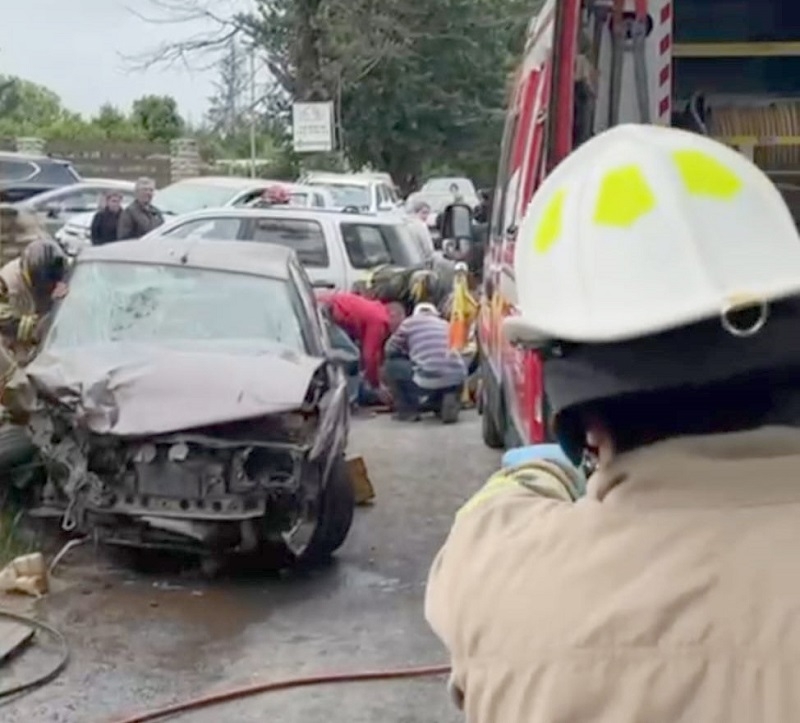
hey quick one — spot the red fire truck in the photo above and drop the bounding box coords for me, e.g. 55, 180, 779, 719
478, 0, 800, 449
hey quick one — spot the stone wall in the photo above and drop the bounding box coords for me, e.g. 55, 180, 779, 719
1, 136, 203, 187
169, 138, 201, 182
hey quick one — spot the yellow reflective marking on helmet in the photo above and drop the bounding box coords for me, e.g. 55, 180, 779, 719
593, 165, 655, 227
533, 189, 565, 254
672, 150, 742, 199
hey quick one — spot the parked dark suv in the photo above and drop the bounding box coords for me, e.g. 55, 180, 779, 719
0, 151, 81, 203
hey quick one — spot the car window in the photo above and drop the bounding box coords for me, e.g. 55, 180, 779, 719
246, 218, 329, 267
289, 192, 309, 207
313, 193, 326, 208
380, 185, 397, 206
236, 189, 267, 206
164, 217, 244, 240
340, 223, 393, 268
46, 261, 307, 353
0, 159, 38, 183
422, 178, 477, 195
36, 162, 81, 185
316, 184, 370, 211
50, 189, 104, 212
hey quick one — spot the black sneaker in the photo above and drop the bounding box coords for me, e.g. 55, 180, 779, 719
439, 392, 461, 424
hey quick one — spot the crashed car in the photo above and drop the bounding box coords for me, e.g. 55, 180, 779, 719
23, 238, 355, 564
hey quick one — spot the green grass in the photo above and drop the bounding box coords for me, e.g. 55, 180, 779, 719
0, 497, 33, 567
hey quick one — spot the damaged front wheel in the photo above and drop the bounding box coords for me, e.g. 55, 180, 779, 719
293, 456, 355, 566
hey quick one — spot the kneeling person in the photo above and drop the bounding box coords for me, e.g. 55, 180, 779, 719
383, 303, 466, 422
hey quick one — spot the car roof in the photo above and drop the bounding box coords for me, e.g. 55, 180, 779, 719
0, 150, 72, 164
303, 172, 376, 186
23, 180, 136, 201
167, 176, 275, 190
156, 206, 401, 225
79, 178, 137, 188
286, 183, 332, 195
77, 238, 295, 279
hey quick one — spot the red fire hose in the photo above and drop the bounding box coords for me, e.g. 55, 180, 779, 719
107, 664, 451, 723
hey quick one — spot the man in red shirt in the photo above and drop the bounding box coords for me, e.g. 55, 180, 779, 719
317, 291, 405, 391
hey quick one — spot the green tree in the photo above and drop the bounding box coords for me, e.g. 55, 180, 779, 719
0, 75, 64, 128
132, 94, 185, 141
135, 0, 534, 185
238, 0, 529, 187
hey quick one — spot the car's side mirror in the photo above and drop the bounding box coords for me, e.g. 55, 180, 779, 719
45, 205, 60, 219
439, 202, 473, 240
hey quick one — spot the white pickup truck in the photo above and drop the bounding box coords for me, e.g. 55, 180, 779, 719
139, 207, 433, 291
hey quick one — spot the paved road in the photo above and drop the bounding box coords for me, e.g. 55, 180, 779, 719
3, 412, 500, 722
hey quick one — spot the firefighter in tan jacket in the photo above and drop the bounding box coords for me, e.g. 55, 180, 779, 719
0, 239, 68, 417
426, 125, 800, 722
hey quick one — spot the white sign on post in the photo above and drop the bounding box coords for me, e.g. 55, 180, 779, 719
292, 102, 334, 153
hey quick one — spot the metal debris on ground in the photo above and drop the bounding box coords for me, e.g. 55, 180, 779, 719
347, 456, 375, 506
0, 619, 33, 664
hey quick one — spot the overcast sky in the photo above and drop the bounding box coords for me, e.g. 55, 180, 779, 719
1, 0, 252, 123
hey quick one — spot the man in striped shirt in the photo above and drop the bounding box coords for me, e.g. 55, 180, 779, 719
383, 303, 466, 422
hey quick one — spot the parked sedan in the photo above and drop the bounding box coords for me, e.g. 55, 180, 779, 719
25, 238, 354, 565
17, 179, 135, 236
141, 207, 432, 290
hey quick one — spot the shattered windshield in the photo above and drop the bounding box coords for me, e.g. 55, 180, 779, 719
45, 261, 307, 353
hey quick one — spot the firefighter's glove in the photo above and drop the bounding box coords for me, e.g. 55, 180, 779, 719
501, 444, 586, 498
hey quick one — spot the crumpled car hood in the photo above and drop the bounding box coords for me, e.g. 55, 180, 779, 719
26, 342, 325, 437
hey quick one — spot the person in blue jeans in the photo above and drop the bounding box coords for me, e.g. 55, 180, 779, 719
382, 303, 466, 422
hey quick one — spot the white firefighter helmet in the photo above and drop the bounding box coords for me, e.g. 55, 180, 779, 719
504, 124, 800, 347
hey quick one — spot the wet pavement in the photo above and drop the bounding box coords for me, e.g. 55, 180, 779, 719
2, 411, 501, 722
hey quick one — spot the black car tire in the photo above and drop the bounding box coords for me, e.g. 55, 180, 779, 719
299, 455, 355, 564
0, 425, 37, 471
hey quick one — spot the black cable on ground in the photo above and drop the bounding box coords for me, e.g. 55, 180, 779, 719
0, 609, 70, 700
